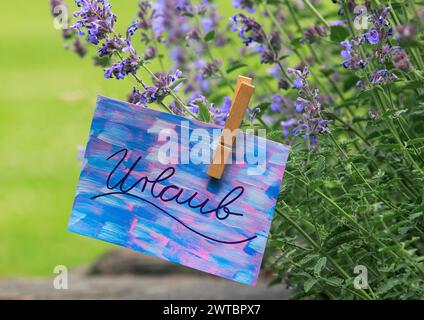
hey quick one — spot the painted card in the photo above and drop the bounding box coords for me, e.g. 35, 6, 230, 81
69, 96, 290, 286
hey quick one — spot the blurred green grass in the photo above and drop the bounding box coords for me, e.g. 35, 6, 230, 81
0, 0, 238, 277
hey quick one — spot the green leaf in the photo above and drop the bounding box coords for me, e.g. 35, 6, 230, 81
197, 101, 211, 123
290, 37, 303, 49
266, 130, 284, 143
376, 143, 404, 151
93, 55, 111, 68
204, 30, 215, 42
197, 8, 207, 15
327, 277, 344, 287
265, 0, 281, 5
226, 61, 248, 74
314, 257, 327, 275
253, 102, 271, 111
169, 77, 186, 90
304, 278, 318, 293
343, 75, 360, 91
394, 80, 424, 92
298, 254, 320, 267
330, 25, 349, 42
182, 12, 194, 18
407, 137, 424, 146
311, 155, 325, 179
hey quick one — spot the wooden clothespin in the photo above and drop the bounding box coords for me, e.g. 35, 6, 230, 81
208, 76, 255, 179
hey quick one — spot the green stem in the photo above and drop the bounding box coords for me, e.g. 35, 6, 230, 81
372, 90, 424, 177
285, 169, 424, 276
328, 132, 398, 210
276, 204, 374, 300
302, 0, 330, 28
383, 87, 424, 164
139, 63, 198, 118
116, 51, 175, 114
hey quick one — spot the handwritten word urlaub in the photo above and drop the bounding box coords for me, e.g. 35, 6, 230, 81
91, 148, 257, 244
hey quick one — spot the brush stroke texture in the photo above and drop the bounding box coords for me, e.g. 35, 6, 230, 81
68, 96, 290, 286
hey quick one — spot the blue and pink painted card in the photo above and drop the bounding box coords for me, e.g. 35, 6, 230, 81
69, 96, 290, 286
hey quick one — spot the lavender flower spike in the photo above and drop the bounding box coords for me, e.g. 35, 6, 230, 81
72, 0, 117, 45
364, 28, 380, 45
233, 0, 255, 13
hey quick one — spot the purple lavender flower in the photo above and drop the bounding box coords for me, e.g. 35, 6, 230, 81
329, 20, 346, 26
98, 36, 121, 56
340, 40, 351, 59
260, 50, 276, 64
304, 25, 328, 43
419, 8, 424, 21
355, 80, 367, 91
143, 46, 157, 60
139, 86, 161, 103
293, 117, 329, 146
62, 27, 75, 39
373, 44, 399, 64
340, 37, 367, 69
280, 118, 297, 138
72, 0, 117, 45
257, 31, 280, 64
210, 96, 232, 126
201, 6, 221, 34
128, 87, 147, 106
269, 31, 281, 52
289, 66, 329, 146
392, 49, 410, 71
293, 76, 303, 89
201, 60, 221, 78
137, 1, 153, 29
370, 69, 398, 85
233, 0, 255, 14
247, 107, 261, 123
135, 1, 154, 44
153, 69, 183, 91
176, 0, 193, 16
278, 78, 290, 90
295, 97, 312, 113
287, 67, 310, 91
170, 47, 187, 69
126, 22, 138, 37
230, 13, 264, 46
129, 69, 183, 105
270, 94, 283, 112
168, 101, 185, 116
368, 7, 393, 41
104, 53, 140, 79
395, 24, 417, 41
186, 94, 208, 115
231, 15, 284, 65
190, 59, 211, 92
364, 28, 380, 45
73, 38, 87, 57
152, 0, 190, 42
186, 28, 200, 43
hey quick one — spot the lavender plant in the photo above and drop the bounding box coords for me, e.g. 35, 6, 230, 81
51, 0, 424, 299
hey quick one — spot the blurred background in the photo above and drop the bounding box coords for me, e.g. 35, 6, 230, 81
0, 0, 139, 278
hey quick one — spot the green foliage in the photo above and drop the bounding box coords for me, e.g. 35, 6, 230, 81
268, 104, 424, 299
330, 25, 349, 43
255, 0, 424, 300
